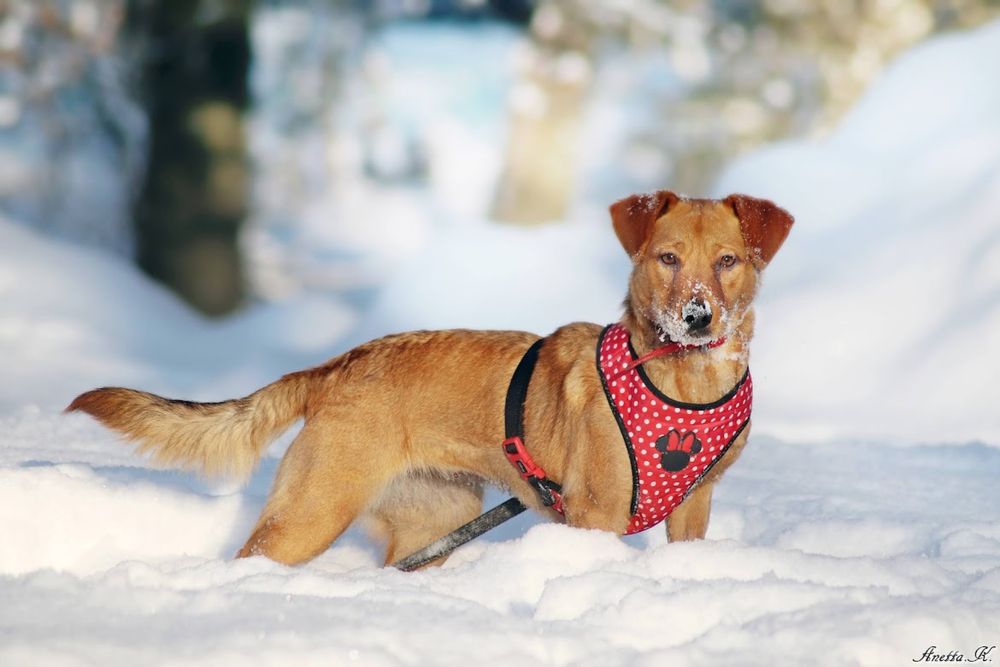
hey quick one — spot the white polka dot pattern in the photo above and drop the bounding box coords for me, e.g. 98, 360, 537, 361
598, 324, 753, 535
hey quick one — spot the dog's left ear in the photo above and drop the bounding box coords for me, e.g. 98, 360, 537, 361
609, 190, 680, 259
724, 194, 794, 268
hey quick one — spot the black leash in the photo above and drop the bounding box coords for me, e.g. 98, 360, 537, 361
392, 337, 559, 571
392, 497, 527, 571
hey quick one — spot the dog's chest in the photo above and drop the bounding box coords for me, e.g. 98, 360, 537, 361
596, 324, 752, 534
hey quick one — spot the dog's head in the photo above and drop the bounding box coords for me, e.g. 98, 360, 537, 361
610, 191, 793, 347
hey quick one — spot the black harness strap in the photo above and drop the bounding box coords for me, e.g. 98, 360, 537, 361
504, 338, 544, 438
392, 337, 558, 571
501, 338, 564, 512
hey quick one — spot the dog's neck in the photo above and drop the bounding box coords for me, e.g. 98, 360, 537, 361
621, 306, 754, 404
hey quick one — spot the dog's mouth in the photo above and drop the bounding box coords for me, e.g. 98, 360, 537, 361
656, 328, 715, 347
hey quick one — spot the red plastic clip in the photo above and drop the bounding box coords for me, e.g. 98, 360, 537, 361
502, 436, 564, 514
502, 436, 547, 480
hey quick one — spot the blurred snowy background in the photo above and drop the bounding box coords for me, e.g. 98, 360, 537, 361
3, 1, 1000, 665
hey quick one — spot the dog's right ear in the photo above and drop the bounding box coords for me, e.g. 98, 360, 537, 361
724, 194, 794, 269
609, 190, 680, 259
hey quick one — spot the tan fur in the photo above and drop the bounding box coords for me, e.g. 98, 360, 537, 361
67, 192, 792, 568
366, 472, 485, 566
66, 368, 322, 479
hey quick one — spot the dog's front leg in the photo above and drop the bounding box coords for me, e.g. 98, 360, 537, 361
563, 494, 630, 534
666, 481, 714, 541
559, 470, 632, 535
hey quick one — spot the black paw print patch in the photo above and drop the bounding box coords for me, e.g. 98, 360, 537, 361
655, 430, 703, 472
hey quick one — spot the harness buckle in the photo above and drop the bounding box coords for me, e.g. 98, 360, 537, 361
502, 436, 543, 478
502, 436, 564, 513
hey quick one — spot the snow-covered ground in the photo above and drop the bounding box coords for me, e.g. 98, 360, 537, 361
3, 19, 1000, 667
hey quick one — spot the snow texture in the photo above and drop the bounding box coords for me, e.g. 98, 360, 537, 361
3, 18, 1000, 667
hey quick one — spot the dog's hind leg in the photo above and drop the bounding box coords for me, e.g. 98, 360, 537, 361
236, 414, 405, 564
365, 471, 484, 568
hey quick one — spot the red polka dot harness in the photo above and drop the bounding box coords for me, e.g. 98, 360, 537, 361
597, 324, 753, 534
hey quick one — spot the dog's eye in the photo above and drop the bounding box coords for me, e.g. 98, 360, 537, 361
660, 253, 678, 266
719, 254, 737, 268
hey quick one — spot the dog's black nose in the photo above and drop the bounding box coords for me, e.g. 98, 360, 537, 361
683, 299, 713, 331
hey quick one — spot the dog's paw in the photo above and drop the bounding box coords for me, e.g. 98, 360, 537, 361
655, 429, 703, 472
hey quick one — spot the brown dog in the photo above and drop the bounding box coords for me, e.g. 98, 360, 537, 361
68, 191, 792, 567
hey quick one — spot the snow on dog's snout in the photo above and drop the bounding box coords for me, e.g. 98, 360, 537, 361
681, 298, 712, 327
652, 281, 731, 345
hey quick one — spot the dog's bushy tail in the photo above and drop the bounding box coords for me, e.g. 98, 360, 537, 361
66, 369, 320, 480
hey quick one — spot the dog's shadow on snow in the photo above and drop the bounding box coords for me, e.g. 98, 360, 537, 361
18, 457, 245, 496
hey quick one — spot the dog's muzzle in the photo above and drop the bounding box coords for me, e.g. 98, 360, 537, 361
682, 298, 713, 332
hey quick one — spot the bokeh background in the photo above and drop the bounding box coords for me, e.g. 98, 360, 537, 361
1, 0, 995, 307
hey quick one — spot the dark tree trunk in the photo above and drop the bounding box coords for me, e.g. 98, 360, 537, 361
129, 0, 251, 316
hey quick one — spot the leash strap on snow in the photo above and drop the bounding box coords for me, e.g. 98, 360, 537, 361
392, 497, 527, 572
392, 337, 561, 571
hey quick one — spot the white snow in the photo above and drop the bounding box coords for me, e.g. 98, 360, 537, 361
3, 19, 1000, 667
